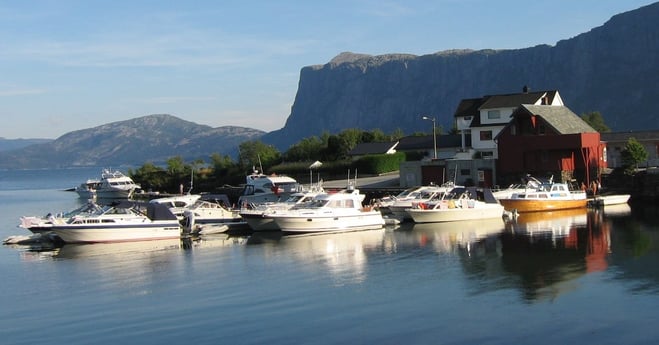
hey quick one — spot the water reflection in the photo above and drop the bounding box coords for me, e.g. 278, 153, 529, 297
248, 229, 386, 285
600, 203, 632, 218
55, 238, 184, 260
605, 202, 659, 294
406, 218, 506, 255
184, 233, 248, 250
499, 209, 611, 301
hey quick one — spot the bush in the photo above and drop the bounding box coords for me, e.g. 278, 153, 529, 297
353, 153, 405, 174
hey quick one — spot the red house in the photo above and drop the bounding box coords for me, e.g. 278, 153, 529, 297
496, 104, 606, 186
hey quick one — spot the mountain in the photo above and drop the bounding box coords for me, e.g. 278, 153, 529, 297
0, 138, 53, 152
0, 114, 264, 169
263, 2, 659, 149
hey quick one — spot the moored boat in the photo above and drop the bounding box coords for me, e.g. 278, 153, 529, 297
237, 170, 304, 205
240, 187, 324, 231
498, 176, 587, 213
491, 183, 529, 200
181, 195, 245, 234
149, 194, 202, 220
405, 187, 505, 223
387, 183, 457, 221
19, 201, 105, 234
264, 187, 385, 233
74, 179, 101, 199
95, 169, 141, 200
49, 201, 181, 243
590, 194, 631, 206
75, 169, 141, 201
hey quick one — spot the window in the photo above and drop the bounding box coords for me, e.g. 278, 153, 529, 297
460, 169, 470, 176
480, 130, 493, 141
487, 110, 500, 119
538, 124, 546, 135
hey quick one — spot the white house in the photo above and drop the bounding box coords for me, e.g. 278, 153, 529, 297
453, 86, 564, 159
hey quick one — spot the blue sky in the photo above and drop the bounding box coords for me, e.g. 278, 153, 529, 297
0, 0, 655, 139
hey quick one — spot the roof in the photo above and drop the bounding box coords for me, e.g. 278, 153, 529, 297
454, 90, 559, 118
600, 130, 659, 142
347, 141, 398, 156
453, 97, 486, 118
515, 104, 597, 134
396, 134, 469, 151
479, 90, 558, 109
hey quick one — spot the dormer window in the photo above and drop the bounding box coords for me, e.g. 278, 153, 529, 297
487, 110, 500, 119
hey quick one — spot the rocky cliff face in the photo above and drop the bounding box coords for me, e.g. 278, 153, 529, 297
264, 2, 659, 149
0, 114, 264, 169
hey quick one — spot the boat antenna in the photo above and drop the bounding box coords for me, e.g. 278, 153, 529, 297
257, 154, 264, 174
188, 169, 194, 194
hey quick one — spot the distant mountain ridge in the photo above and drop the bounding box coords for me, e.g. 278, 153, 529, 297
0, 114, 264, 169
0, 138, 52, 152
262, 2, 659, 149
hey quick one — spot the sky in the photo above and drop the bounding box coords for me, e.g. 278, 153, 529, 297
0, 0, 656, 140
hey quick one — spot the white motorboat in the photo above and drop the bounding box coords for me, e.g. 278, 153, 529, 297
387, 183, 456, 221
264, 187, 385, 233
149, 194, 202, 220
240, 186, 324, 231
491, 183, 529, 200
93, 169, 141, 200
74, 179, 101, 199
590, 194, 631, 206
19, 202, 105, 234
49, 201, 181, 243
405, 187, 505, 223
181, 195, 245, 234
237, 170, 304, 205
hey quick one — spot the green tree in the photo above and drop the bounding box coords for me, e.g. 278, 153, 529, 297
338, 128, 363, 150
166, 156, 186, 176
389, 128, 405, 141
209, 153, 242, 185
581, 111, 611, 132
621, 137, 648, 175
238, 140, 281, 172
283, 136, 324, 162
129, 162, 168, 192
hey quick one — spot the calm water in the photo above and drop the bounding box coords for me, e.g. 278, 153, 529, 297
1, 168, 659, 345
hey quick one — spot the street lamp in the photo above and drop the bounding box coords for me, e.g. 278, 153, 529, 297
422, 116, 437, 159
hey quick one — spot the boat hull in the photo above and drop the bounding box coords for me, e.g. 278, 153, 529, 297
51, 223, 182, 243
591, 194, 630, 206
95, 189, 133, 200
498, 198, 587, 213
270, 212, 385, 233
407, 204, 504, 223
242, 213, 279, 231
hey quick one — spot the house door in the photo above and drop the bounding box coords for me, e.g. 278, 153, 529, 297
478, 169, 493, 188
421, 166, 446, 186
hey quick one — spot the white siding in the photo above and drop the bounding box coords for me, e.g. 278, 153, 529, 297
479, 107, 514, 125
